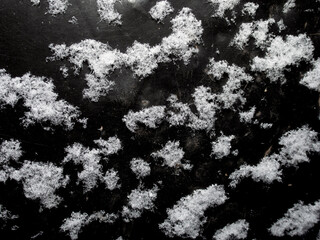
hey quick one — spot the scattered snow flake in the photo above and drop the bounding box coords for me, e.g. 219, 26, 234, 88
213, 219, 249, 240
159, 184, 228, 239
149, 0, 174, 22
251, 34, 314, 82
242, 2, 259, 17
60, 65, 69, 78
123, 106, 166, 132
209, 0, 240, 18
283, 0, 296, 14
300, 59, 320, 91
122, 185, 159, 222
30, 0, 40, 5
277, 19, 286, 31
68, 16, 78, 24
0, 205, 19, 221
130, 158, 151, 179
269, 200, 320, 237
96, 0, 122, 25
0, 69, 83, 130
211, 134, 235, 159
0, 139, 23, 165
10, 161, 69, 209
260, 122, 273, 129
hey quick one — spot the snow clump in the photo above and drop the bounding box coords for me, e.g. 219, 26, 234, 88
149, 0, 174, 22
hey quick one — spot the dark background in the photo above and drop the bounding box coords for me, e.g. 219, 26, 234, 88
0, 0, 320, 239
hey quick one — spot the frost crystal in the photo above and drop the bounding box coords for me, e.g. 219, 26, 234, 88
149, 0, 174, 22
209, 0, 240, 18
10, 161, 69, 209
123, 106, 166, 132
251, 34, 314, 82
0, 69, 83, 130
96, 0, 122, 25
122, 185, 159, 222
151, 140, 192, 170
242, 2, 259, 17
211, 135, 235, 159
213, 219, 249, 240
269, 200, 320, 237
300, 59, 320, 91
130, 158, 151, 179
159, 184, 228, 239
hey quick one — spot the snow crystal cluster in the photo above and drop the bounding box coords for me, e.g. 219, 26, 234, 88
130, 158, 151, 179
239, 106, 256, 123
11, 161, 69, 209
231, 18, 276, 50
63, 137, 122, 192
149, 0, 174, 22
159, 184, 228, 239
211, 134, 235, 159
61, 211, 118, 240
213, 219, 249, 240
0, 69, 84, 130
122, 185, 159, 222
122, 106, 166, 132
229, 126, 320, 187
241, 2, 259, 17
49, 8, 203, 101
30, 0, 69, 15
251, 34, 314, 82
0, 205, 18, 221
151, 140, 192, 171
209, 0, 240, 18
300, 59, 320, 91
96, 0, 122, 25
269, 200, 320, 237
0, 139, 23, 183
283, 0, 296, 14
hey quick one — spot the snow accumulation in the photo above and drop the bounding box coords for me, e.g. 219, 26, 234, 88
251, 34, 314, 82
122, 185, 159, 222
211, 134, 235, 159
283, 0, 296, 14
49, 8, 203, 101
0, 69, 84, 130
213, 219, 249, 240
10, 161, 69, 209
269, 200, 320, 237
159, 184, 227, 239
63, 137, 122, 192
229, 125, 320, 187
241, 2, 259, 17
231, 19, 276, 50
151, 140, 192, 171
130, 158, 151, 179
96, 0, 122, 25
209, 0, 240, 18
61, 211, 118, 240
300, 59, 320, 91
149, 0, 174, 22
